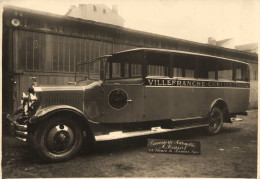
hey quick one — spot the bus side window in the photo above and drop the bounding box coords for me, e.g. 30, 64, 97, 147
173, 67, 183, 77
173, 55, 195, 78
106, 52, 144, 79
146, 52, 170, 77
218, 69, 233, 80
197, 58, 217, 80
148, 65, 166, 76
236, 63, 249, 81
208, 71, 216, 79
236, 68, 242, 80
123, 62, 142, 77
217, 60, 233, 81
112, 62, 121, 78
185, 69, 195, 78
124, 63, 130, 77
131, 63, 142, 77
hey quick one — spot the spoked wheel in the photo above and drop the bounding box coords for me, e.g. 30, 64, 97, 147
206, 107, 224, 135
33, 116, 83, 162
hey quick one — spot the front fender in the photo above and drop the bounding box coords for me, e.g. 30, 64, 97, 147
29, 105, 98, 125
29, 105, 97, 146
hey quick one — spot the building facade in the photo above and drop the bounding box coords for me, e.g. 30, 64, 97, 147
208, 37, 235, 49
65, 4, 124, 27
235, 43, 258, 54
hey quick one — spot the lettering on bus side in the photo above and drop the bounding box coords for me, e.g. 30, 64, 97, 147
146, 79, 250, 88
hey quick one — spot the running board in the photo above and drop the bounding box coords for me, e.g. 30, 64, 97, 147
171, 116, 205, 122
95, 124, 208, 141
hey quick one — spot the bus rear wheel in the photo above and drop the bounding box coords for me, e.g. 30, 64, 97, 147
33, 116, 83, 162
206, 106, 224, 135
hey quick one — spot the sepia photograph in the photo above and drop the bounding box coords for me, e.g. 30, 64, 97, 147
1, 0, 259, 178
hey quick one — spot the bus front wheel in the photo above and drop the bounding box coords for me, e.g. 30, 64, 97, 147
33, 116, 83, 162
206, 106, 224, 135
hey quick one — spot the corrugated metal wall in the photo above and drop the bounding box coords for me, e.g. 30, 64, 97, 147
15, 30, 135, 73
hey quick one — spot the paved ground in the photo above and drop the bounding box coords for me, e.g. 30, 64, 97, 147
1, 110, 257, 178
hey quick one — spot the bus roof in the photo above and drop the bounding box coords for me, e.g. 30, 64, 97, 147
113, 48, 249, 65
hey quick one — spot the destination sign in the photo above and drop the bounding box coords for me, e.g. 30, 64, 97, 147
145, 78, 250, 88
147, 139, 201, 155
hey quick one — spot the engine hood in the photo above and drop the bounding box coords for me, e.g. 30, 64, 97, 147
33, 81, 103, 92
33, 81, 102, 111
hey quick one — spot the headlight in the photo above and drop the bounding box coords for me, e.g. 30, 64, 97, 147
21, 91, 40, 115
30, 93, 37, 101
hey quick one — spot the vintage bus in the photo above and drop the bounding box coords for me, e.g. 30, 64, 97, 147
8, 48, 250, 162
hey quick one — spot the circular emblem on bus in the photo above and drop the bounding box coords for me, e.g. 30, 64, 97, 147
108, 89, 128, 110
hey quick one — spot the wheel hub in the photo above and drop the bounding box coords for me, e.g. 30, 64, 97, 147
45, 124, 75, 154
54, 131, 70, 144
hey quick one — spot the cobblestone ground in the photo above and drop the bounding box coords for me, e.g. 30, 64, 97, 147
1, 110, 257, 178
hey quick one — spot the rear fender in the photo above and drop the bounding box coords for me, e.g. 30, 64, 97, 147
210, 98, 231, 123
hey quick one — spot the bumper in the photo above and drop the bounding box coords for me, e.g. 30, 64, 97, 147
5, 114, 28, 142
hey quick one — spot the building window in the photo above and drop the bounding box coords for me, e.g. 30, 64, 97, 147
103, 9, 106, 14
93, 6, 97, 12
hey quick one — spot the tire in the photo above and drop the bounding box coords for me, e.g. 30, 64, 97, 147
33, 116, 83, 162
206, 106, 224, 135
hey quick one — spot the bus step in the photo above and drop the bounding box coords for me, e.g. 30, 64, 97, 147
95, 123, 208, 141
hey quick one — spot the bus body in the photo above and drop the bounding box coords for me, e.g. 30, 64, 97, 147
97, 48, 249, 123
7, 48, 250, 162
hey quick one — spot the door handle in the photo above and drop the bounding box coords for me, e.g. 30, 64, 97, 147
127, 99, 132, 102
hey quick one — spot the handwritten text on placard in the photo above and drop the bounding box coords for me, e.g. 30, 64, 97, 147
147, 139, 201, 155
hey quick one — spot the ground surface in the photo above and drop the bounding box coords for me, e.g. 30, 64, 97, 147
1, 110, 257, 178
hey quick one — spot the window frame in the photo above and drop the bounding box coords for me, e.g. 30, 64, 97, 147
105, 52, 144, 80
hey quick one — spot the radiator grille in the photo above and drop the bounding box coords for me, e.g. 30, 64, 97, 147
42, 96, 81, 109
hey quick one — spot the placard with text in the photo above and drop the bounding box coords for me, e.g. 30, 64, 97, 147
147, 139, 201, 155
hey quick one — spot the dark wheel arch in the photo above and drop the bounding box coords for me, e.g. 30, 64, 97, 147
210, 99, 231, 123
30, 108, 96, 144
